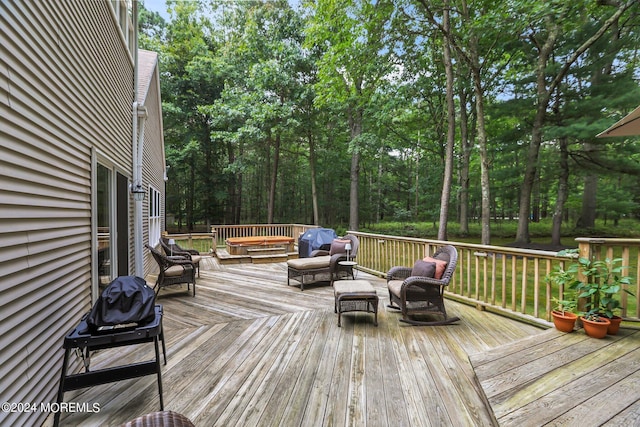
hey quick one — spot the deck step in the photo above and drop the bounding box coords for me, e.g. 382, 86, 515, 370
214, 249, 298, 264
247, 247, 286, 255
251, 254, 288, 263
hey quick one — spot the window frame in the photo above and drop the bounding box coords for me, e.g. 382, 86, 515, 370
148, 185, 162, 248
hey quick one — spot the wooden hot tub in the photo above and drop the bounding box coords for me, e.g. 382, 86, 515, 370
225, 236, 295, 255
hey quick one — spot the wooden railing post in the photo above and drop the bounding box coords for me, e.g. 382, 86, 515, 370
577, 239, 591, 314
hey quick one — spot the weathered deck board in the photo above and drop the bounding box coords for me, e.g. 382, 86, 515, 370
56, 257, 640, 426
470, 327, 640, 426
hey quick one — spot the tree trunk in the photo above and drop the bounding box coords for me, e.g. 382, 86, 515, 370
235, 142, 244, 224
516, 19, 558, 243
267, 132, 280, 224
578, 172, 598, 229
349, 147, 360, 231
438, 0, 455, 241
466, 25, 491, 244
308, 131, 319, 225
348, 102, 363, 231
576, 14, 619, 231
377, 151, 383, 222
551, 137, 569, 245
532, 175, 540, 222
414, 150, 419, 218
458, 82, 471, 236
475, 75, 491, 245
187, 154, 195, 231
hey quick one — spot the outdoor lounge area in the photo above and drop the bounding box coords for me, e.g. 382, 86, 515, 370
56, 256, 640, 426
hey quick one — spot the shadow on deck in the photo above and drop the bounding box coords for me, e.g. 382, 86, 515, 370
56, 257, 639, 426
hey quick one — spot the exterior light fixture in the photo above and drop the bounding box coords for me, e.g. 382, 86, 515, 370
131, 182, 145, 201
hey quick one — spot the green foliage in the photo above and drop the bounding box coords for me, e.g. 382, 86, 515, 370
363, 218, 640, 241
551, 296, 577, 315
140, 0, 640, 235
554, 249, 636, 319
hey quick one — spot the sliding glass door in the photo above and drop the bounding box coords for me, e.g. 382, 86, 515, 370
96, 162, 130, 290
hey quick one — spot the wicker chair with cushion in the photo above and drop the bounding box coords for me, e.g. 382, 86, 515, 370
160, 237, 202, 277
287, 234, 359, 291
119, 410, 195, 427
146, 244, 196, 297
386, 244, 460, 325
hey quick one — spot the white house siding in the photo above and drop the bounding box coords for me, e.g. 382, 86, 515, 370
0, 2, 136, 426
139, 50, 166, 275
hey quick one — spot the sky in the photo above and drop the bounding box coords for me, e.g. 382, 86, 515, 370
140, 0, 302, 22
142, 0, 171, 21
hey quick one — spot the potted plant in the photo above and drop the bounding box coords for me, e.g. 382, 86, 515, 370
547, 264, 579, 333
596, 260, 635, 334
580, 311, 611, 339
550, 297, 578, 332
556, 249, 635, 336
601, 299, 624, 335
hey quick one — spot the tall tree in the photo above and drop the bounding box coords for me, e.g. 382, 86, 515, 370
202, 1, 309, 223
438, 0, 455, 241
515, 0, 634, 242
159, 0, 222, 230
305, 0, 395, 230
418, 0, 511, 244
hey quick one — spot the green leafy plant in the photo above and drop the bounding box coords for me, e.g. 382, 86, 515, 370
547, 260, 580, 315
551, 296, 577, 315
557, 249, 635, 319
582, 311, 608, 322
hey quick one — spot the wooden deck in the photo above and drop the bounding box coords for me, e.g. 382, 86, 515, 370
56, 257, 639, 426
470, 326, 640, 426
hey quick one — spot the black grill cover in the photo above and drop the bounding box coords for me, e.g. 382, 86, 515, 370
87, 276, 155, 331
298, 228, 337, 258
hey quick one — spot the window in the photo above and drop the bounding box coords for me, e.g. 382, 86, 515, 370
97, 164, 113, 286
149, 186, 161, 247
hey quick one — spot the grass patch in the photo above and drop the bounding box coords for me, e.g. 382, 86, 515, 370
361, 218, 640, 243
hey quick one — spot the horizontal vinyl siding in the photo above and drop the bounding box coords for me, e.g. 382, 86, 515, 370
0, 1, 134, 425
142, 64, 166, 274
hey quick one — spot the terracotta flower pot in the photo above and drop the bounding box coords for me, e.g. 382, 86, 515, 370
606, 316, 623, 335
581, 316, 611, 339
551, 310, 578, 333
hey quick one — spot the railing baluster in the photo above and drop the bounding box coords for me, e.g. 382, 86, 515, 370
521, 257, 528, 314
491, 252, 496, 306
196, 227, 640, 325
511, 257, 517, 312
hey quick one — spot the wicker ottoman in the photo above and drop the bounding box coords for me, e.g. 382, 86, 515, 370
333, 280, 379, 327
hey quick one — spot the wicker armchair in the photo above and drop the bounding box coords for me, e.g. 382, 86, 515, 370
146, 244, 196, 297
287, 234, 359, 290
386, 245, 459, 325
160, 237, 201, 277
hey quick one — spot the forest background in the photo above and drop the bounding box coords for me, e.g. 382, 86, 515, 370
138, 0, 640, 246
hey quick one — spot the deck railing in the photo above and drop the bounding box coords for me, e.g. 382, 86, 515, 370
163, 224, 318, 254
210, 224, 318, 247
161, 231, 217, 254
168, 225, 640, 326
349, 231, 640, 325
